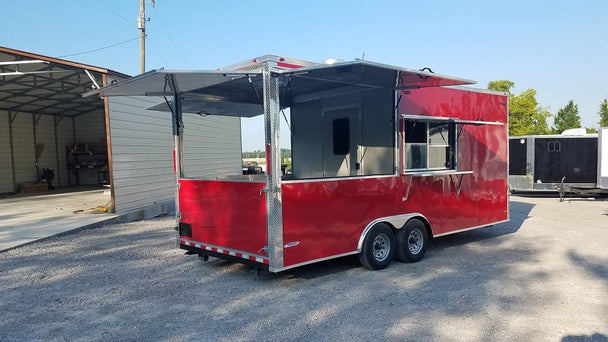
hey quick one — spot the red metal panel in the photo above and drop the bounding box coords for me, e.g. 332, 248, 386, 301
403, 174, 480, 235
401, 87, 509, 232
281, 177, 402, 266
178, 179, 267, 256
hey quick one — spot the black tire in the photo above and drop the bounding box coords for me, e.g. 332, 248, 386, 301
359, 223, 396, 270
396, 219, 428, 263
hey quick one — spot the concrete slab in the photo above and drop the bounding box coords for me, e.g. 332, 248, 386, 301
0, 187, 119, 252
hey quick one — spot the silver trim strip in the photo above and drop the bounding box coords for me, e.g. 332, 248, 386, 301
404, 170, 473, 177
180, 238, 268, 263
271, 251, 360, 272
282, 174, 399, 184
432, 219, 510, 237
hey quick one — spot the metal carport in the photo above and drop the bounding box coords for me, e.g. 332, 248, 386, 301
0, 46, 128, 210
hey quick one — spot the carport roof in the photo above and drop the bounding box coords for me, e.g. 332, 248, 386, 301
0, 46, 129, 117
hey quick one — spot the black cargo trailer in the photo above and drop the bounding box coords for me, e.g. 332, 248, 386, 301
509, 128, 608, 195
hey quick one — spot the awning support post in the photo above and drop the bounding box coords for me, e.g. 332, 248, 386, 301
168, 74, 184, 232
263, 61, 284, 272
172, 93, 184, 179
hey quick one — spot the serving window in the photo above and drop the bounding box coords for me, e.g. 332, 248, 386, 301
404, 119, 457, 172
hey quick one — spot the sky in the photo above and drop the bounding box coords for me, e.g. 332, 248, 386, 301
3, 0, 608, 150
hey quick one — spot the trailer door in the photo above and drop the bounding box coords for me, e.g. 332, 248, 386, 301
323, 106, 361, 177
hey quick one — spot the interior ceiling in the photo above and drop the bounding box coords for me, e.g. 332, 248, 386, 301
0, 47, 128, 117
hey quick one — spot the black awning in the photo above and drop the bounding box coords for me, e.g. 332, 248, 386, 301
85, 60, 476, 118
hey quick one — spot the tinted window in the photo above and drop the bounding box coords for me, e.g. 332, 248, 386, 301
333, 118, 350, 155
405, 121, 426, 143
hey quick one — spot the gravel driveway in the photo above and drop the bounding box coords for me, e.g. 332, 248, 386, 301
1, 195, 607, 342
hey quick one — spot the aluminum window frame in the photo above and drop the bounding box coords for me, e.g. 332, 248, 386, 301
403, 120, 457, 172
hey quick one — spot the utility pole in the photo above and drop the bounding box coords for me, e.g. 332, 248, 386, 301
138, 0, 154, 74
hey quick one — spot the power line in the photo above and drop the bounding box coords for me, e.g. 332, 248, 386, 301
151, 6, 190, 68
147, 38, 170, 68
96, 0, 132, 27
58, 37, 139, 58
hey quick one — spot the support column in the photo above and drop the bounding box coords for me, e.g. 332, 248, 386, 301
262, 61, 284, 272
33, 114, 42, 182
102, 73, 116, 212
54, 116, 63, 189
8, 112, 18, 192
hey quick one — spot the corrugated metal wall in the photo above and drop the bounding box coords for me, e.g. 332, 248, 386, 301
55, 116, 74, 188
35, 115, 56, 182
107, 96, 243, 214
182, 114, 242, 178
11, 113, 35, 186
107, 96, 175, 214
0, 111, 76, 193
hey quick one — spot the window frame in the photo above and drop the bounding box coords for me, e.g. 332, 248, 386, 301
403, 119, 457, 172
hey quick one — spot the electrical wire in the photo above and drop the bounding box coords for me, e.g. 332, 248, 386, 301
147, 38, 170, 68
96, 0, 132, 27
92, 0, 173, 70
151, 6, 190, 68
58, 37, 139, 58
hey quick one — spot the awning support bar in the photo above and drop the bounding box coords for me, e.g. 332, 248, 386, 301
84, 69, 100, 89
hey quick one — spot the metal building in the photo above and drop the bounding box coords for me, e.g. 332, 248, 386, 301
0, 46, 242, 217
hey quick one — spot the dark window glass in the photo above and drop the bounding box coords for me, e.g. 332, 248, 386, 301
333, 118, 350, 155
405, 121, 426, 143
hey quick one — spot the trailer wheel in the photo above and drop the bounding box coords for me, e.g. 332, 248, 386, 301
396, 219, 428, 263
359, 223, 396, 270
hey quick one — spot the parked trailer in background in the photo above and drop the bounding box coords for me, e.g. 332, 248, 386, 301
509, 128, 608, 197
88, 55, 509, 272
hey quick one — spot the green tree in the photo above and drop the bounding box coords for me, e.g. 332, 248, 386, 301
488, 80, 550, 136
552, 100, 581, 134
599, 98, 608, 127
487, 80, 514, 93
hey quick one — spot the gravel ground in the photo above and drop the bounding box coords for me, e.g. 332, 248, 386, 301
1, 195, 607, 342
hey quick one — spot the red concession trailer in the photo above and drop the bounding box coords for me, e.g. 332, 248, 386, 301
91, 55, 509, 272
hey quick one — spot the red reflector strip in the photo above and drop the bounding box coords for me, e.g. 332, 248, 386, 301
180, 238, 269, 265
277, 61, 304, 69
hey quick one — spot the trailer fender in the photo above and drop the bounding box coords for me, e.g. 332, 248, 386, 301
357, 213, 431, 253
